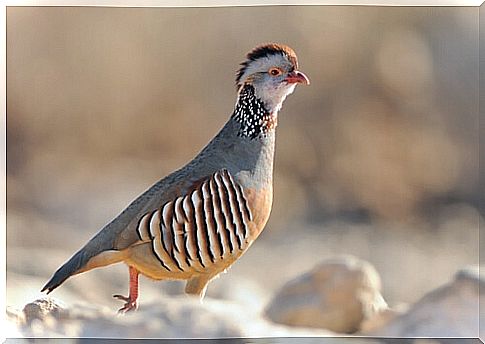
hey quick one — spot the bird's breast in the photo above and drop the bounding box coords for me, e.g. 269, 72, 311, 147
243, 185, 273, 240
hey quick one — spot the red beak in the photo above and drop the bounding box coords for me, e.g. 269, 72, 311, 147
285, 70, 310, 85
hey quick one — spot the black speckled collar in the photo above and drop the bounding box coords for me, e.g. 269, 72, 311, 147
231, 84, 276, 140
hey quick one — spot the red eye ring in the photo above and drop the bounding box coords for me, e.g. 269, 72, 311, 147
269, 68, 282, 76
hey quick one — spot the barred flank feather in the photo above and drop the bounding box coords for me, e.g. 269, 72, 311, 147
136, 170, 253, 273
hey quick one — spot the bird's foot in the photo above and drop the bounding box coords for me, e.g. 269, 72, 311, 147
113, 294, 138, 314
114, 266, 140, 314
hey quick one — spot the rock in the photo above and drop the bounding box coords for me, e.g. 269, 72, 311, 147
22, 297, 68, 324
265, 256, 387, 333
364, 266, 480, 337
359, 304, 407, 333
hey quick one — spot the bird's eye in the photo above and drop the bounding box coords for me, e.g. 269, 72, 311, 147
268, 68, 282, 76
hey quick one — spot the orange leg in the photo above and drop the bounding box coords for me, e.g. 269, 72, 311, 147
113, 266, 139, 314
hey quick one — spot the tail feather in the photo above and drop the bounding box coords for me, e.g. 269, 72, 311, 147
41, 249, 88, 294
41, 201, 143, 294
42, 246, 128, 294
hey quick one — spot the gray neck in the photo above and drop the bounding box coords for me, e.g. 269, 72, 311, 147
189, 92, 277, 188
206, 119, 276, 186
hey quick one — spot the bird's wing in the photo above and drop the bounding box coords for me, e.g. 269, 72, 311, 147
129, 169, 253, 273
42, 168, 252, 293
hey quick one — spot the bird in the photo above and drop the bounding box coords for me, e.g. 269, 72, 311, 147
41, 43, 310, 313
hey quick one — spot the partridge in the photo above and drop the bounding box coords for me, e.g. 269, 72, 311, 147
42, 43, 310, 313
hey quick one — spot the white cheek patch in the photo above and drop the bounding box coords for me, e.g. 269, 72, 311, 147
286, 83, 297, 95
257, 83, 297, 113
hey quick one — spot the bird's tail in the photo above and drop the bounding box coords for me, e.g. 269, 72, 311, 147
41, 249, 89, 294
41, 241, 127, 294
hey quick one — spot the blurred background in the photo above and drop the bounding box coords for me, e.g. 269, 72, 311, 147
6, 5, 479, 315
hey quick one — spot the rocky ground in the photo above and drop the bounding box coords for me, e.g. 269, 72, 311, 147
6, 251, 480, 341
6, 202, 481, 341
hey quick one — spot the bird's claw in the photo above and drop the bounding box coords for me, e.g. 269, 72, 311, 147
113, 294, 138, 314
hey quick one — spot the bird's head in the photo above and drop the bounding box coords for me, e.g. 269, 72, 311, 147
235, 43, 309, 114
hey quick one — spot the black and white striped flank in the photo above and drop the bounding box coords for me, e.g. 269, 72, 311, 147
136, 170, 253, 272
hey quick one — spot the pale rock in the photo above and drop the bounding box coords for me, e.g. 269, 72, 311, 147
22, 297, 68, 324
359, 304, 407, 333
365, 266, 480, 337
265, 256, 387, 333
